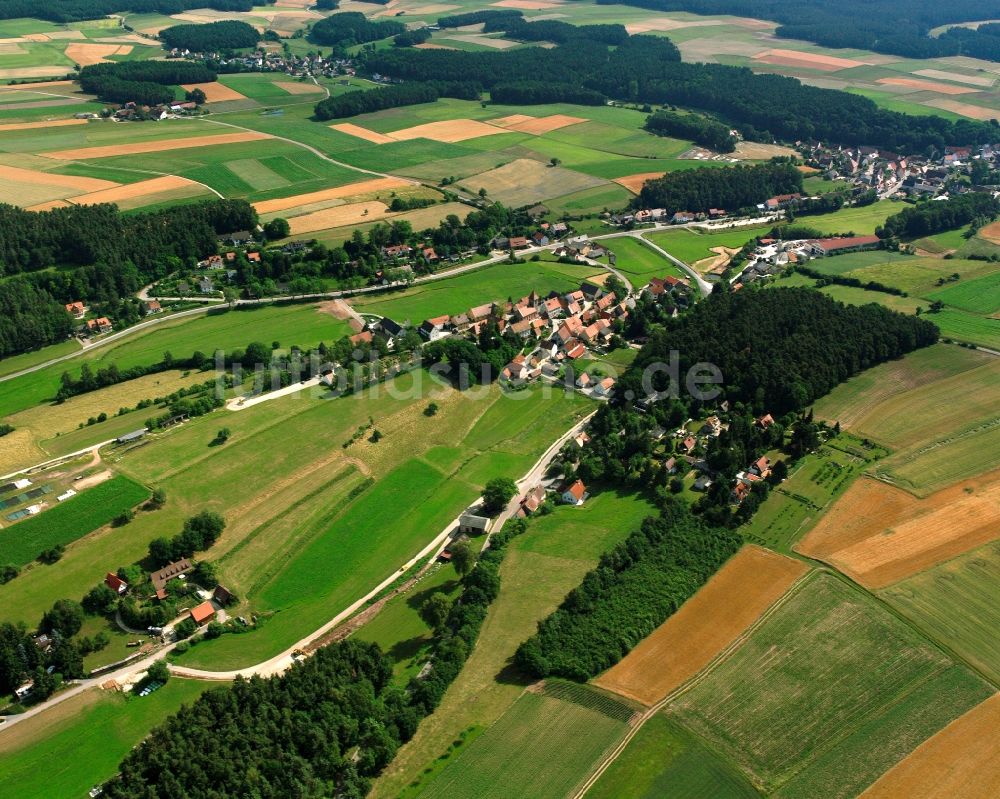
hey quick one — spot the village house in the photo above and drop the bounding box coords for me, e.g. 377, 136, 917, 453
86, 317, 113, 334
458, 513, 490, 535
144, 300, 162, 314
517, 485, 547, 517
561, 479, 588, 506
679, 436, 697, 455
65, 301, 87, 319
750, 456, 772, 478
189, 601, 216, 627
701, 416, 723, 437
419, 315, 452, 341
593, 376, 616, 397
150, 558, 193, 599
349, 330, 373, 347
105, 572, 128, 595
756, 413, 775, 430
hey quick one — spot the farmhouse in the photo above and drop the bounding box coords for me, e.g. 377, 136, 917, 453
561, 479, 588, 506
189, 601, 216, 626
517, 485, 547, 517
420, 315, 452, 341
65, 301, 87, 319
458, 513, 491, 535
144, 300, 162, 314
150, 558, 193, 596
349, 330, 373, 347
86, 317, 113, 334
105, 572, 128, 595
593, 377, 616, 397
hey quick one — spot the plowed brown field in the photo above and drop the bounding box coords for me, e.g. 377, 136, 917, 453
613, 172, 663, 194
593, 546, 809, 706
796, 472, 1000, 588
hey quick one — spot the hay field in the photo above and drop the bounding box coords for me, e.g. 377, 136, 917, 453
0, 161, 119, 206
419, 681, 635, 799
922, 98, 998, 119
490, 113, 587, 134
594, 546, 809, 706
0, 118, 87, 132
273, 80, 323, 95
41, 131, 272, 159
877, 76, 979, 95
914, 68, 996, 87
614, 171, 663, 193
64, 43, 132, 66
329, 122, 396, 144
458, 157, 607, 207
253, 175, 412, 214
882, 540, 1000, 682
64, 175, 209, 208
387, 118, 513, 143
755, 48, 868, 71
796, 471, 1000, 588
665, 572, 993, 797
287, 200, 389, 234
181, 81, 248, 102
860, 694, 1000, 799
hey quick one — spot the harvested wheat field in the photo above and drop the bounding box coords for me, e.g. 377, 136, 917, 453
25, 199, 72, 211
625, 18, 724, 34
977, 220, 1000, 245
613, 172, 663, 194
253, 176, 412, 214
0, 118, 88, 133
796, 472, 1000, 589
388, 119, 512, 143
288, 201, 388, 234
330, 122, 397, 144
877, 77, 979, 95
754, 48, 867, 72
65, 43, 132, 66
489, 113, 534, 128
42, 131, 272, 160
273, 81, 322, 95
492, 0, 562, 7
0, 79, 73, 91
594, 546, 809, 706
914, 68, 995, 88
66, 175, 206, 208
413, 42, 458, 50
492, 113, 586, 135
0, 163, 117, 192
734, 141, 797, 159
922, 98, 999, 120
861, 693, 1000, 799
181, 82, 248, 102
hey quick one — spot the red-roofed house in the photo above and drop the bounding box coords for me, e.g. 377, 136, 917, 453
105, 572, 128, 595
810, 236, 881, 256
190, 601, 216, 626
561, 479, 588, 506
65, 301, 87, 319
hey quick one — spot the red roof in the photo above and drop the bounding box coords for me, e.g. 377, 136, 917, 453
105, 572, 127, 594
190, 601, 215, 625
565, 479, 586, 500
813, 235, 881, 252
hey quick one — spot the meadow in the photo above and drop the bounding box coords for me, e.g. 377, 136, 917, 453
604, 236, 688, 285
798, 201, 901, 235
881, 540, 1000, 683
648, 225, 770, 266
585, 714, 761, 799
348, 258, 600, 323
665, 573, 992, 796
927, 269, 1000, 314
418, 681, 635, 799
0, 475, 149, 566
0, 680, 217, 799
374, 487, 656, 798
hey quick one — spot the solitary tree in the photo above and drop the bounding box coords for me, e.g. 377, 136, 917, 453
449, 539, 474, 577
482, 476, 517, 515
418, 592, 452, 632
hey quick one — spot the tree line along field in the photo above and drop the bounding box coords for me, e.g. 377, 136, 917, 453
0, 678, 218, 799
662, 572, 994, 798
372, 487, 658, 798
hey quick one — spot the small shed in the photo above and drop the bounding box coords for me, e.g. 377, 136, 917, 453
190, 601, 216, 626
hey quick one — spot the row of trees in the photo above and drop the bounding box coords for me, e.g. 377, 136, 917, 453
645, 109, 735, 153
0, 0, 267, 23
361, 32, 998, 151
637, 161, 803, 213
159, 20, 259, 52
314, 80, 478, 120
516, 500, 741, 679
78, 60, 217, 105
877, 193, 1000, 239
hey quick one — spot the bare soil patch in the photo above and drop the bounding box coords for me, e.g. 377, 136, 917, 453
288, 200, 389, 234
877, 76, 979, 95
65, 43, 132, 66
914, 68, 995, 87
330, 122, 396, 144
74, 469, 112, 490
444, 34, 519, 49
0, 67, 73, 78
181, 81, 248, 102
388, 118, 513, 143
0, 118, 88, 133
922, 98, 999, 119
734, 140, 797, 159
625, 18, 725, 34
42, 131, 271, 160
755, 48, 867, 71
253, 176, 412, 214
978, 220, 1000, 244
861, 693, 1000, 799
694, 246, 740, 275
594, 546, 809, 706
613, 172, 663, 194
796, 472, 1000, 589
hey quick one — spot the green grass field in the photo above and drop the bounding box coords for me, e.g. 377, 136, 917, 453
741, 436, 886, 554
799, 201, 901, 236
419, 681, 634, 799
804, 249, 915, 277
0, 339, 78, 378
605, 237, 688, 285
350, 259, 598, 323
0, 475, 149, 566
927, 269, 1000, 314
881, 540, 1000, 683
842, 256, 997, 297
586, 714, 761, 799
0, 680, 217, 799
665, 572, 992, 797
0, 303, 350, 418
648, 226, 769, 267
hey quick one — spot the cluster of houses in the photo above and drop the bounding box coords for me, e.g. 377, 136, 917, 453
733, 233, 882, 288
63, 299, 163, 339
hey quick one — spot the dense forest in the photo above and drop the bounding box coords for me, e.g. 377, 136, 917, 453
308, 12, 406, 50
0, 0, 269, 23
359, 33, 997, 151
594, 0, 1000, 62
617, 287, 939, 416
645, 109, 735, 153
484, 18, 631, 45
315, 81, 478, 120
79, 60, 217, 105
637, 162, 802, 213
877, 192, 1000, 239
516, 501, 741, 679
0, 200, 255, 358
491, 80, 606, 106
437, 9, 523, 28
159, 20, 260, 52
